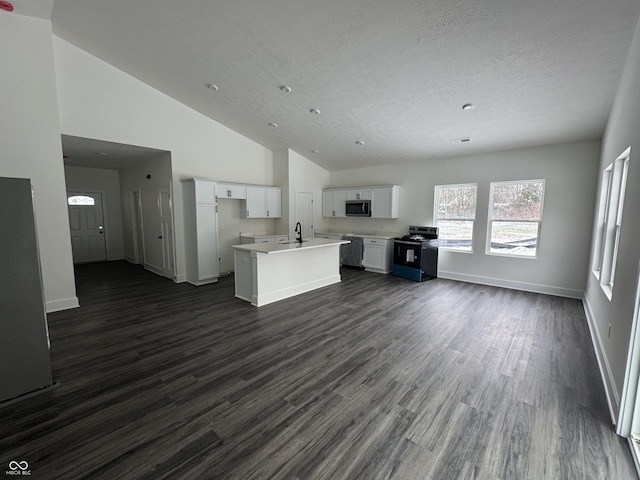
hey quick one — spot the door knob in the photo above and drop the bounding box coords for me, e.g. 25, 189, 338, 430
158, 235, 163, 239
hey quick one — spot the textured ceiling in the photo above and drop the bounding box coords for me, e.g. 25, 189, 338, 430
47, 0, 640, 171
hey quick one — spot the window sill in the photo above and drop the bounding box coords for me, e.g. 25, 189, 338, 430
486, 251, 538, 260
440, 248, 473, 254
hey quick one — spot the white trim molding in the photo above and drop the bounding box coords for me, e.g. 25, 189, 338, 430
583, 295, 620, 425
46, 296, 80, 313
438, 271, 583, 299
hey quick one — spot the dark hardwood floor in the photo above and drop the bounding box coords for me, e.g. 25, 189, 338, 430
1, 261, 636, 479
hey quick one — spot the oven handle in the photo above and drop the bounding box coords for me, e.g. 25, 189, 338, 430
394, 240, 420, 245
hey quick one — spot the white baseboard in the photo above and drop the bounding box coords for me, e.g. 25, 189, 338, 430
583, 295, 620, 424
124, 255, 136, 263
46, 296, 79, 313
187, 277, 219, 286
175, 274, 187, 283
144, 263, 163, 276
438, 270, 583, 299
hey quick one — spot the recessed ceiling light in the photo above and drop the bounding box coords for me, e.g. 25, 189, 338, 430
355, 140, 365, 146
97, 152, 108, 156
311, 149, 319, 154
450, 138, 472, 144
268, 122, 278, 128
280, 85, 292, 93
310, 108, 320, 115
206, 83, 219, 91
462, 103, 475, 111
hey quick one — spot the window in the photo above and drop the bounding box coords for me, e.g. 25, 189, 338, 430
487, 179, 545, 258
592, 147, 630, 298
434, 184, 477, 252
67, 195, 95, 206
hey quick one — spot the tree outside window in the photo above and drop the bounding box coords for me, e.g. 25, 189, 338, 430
434, 184, 477, 252
487, 180, 545, 258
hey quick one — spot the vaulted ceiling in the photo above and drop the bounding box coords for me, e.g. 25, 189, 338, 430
17, 1, 640, 171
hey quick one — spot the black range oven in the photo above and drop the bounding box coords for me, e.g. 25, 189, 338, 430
392, 226, 439, 281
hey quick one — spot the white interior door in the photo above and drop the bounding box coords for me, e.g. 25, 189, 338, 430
158, 185, 174, 278
131, 189, 145, 265
294, 190, 314, 240
67, 192, 106, 263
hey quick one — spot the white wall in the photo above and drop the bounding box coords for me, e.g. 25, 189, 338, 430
327, 141, 601, 298
217, 201, 275, 273
584, 14, 640, 420
287, 149, 331, 238
52, 36, 274, 283
64, 165, 125, 260
0, 14, 77, 312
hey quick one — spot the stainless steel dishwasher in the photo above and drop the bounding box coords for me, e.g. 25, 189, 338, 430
340, 235, 364, 267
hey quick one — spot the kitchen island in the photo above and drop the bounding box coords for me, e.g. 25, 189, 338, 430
231, 238, 350, 307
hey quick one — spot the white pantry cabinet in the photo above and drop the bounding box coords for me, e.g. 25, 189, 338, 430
181, 178, 219, 285
243, 186, 281, 218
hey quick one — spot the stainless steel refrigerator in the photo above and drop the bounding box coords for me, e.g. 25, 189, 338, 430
0, 177, 53, 404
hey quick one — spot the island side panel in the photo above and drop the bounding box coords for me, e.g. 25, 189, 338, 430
233, 248, 254, 303
253, 244, 341, 307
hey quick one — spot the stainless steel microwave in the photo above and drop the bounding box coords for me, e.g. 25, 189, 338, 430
345, 200, 371, 217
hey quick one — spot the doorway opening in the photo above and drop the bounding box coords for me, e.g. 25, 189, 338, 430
61, 134, 175, 280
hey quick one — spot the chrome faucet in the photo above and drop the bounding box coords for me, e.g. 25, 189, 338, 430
295, 222, 303, 243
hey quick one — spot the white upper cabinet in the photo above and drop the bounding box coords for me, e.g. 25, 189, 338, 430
323, 185, 398, 218
216, 183, 246, 199
266, 187, 281, 218
243, 186, 281, 218
347, 189, 372, 201
181, 178, 219, 285
194, 179, 217, 204
371, 186, 399, 218
322, 190, 347, 217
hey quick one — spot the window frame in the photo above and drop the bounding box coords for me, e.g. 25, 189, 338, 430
433, 183, 478, 253
67, 195, 96, 206
593, 147, 630, 300
486, 179, 546, 259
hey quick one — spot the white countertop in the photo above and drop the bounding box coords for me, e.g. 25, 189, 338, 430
232, 238, 350, 254
316, 230, 400, 240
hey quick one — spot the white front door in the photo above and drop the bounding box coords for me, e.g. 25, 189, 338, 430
158, 185, 174, 278
294, 190, 314, 240
67, 192, 107, 263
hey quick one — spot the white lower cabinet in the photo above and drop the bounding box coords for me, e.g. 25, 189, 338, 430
362, 237, 393, 274
240, 235, 289, 244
